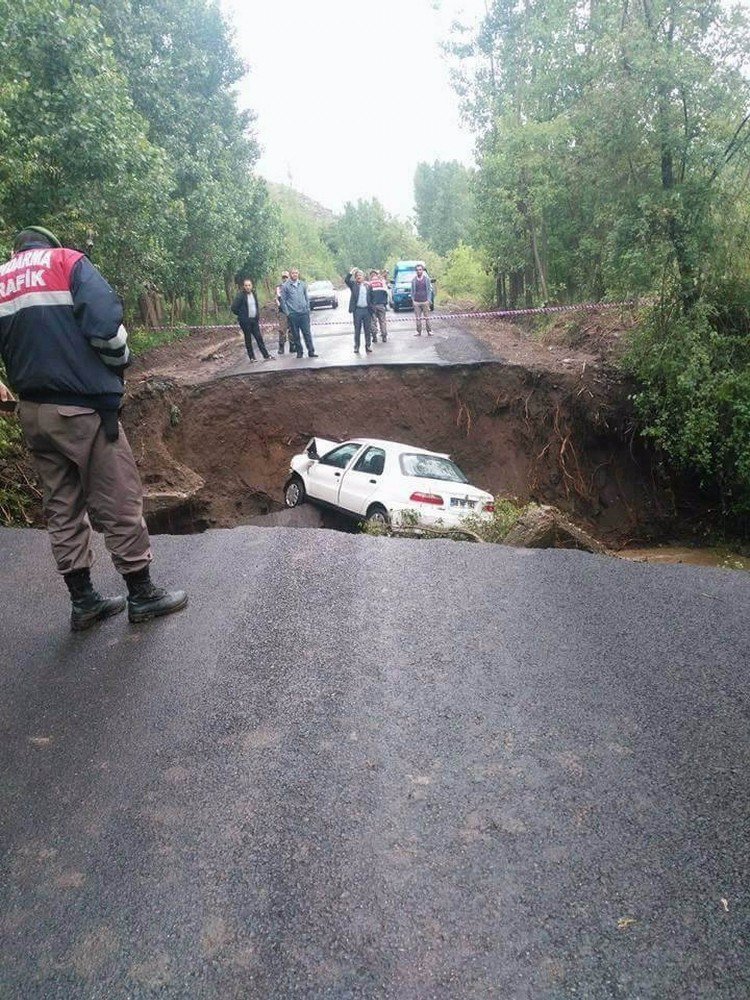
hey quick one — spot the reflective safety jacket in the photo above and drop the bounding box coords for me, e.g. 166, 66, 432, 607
0, 245, 129, 408
369, 276, 388, 306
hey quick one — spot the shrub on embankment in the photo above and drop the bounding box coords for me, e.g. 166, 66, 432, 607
625, 299, 750, 527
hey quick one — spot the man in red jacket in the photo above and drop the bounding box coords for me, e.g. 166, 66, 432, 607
0, 226, 187, 631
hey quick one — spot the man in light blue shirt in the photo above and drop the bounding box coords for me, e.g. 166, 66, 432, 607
280, 268, 318, 358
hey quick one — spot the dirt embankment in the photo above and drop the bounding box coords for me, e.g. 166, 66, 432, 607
124, 359, 677, 546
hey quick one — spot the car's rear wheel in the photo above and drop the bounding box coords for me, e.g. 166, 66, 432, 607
365, 503, 390, 527
392, 303, 399, 312
284, 474, 306, 508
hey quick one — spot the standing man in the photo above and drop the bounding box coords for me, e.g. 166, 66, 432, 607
275, 270, 292, 354
0, 226, 187, 631
280, 268, 318, 359
411, 262, 433, 336
369, 269, 389, 343
345, 268, 374, 354
230, 277, 271, 362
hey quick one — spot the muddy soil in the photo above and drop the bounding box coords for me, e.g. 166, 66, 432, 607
124, 360, 680, 546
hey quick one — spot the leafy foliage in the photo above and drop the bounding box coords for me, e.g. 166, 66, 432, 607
0, 0, 174, 296
0, 363, 36, 525
0, 0, 282, 319
414, 160, 474, 256
324, 198, 441, 278
462, 498, 529, 543
449, 0, 750, 305
268, 184, 339, 281
440, 243, 494, 305
448, 0, 750, 519
625, 299, 750, 517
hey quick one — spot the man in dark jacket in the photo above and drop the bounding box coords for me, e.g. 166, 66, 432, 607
230, 278, 271, 361
0, 226, 187, 630
344, 269, 374, 354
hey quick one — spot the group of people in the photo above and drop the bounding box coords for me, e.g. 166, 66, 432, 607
232, 263, 434, 362
231, 268, 318, 362
343, 262, 433, 350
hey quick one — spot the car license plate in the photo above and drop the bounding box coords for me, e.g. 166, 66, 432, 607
450, 498, 476, 509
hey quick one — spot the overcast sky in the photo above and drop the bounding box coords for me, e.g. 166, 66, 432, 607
220, 0, 485, 220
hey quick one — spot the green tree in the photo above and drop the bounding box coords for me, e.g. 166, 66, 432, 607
414, 160, 474, 256
90, 0, 273, 318
449, 0, 750, 516
0, 0, 174, 299
268, 184, 339, 282
0, 0, 282, 323
325, 198, 442, 279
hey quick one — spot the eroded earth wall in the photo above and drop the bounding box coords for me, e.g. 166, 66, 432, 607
124, 364, 674, 544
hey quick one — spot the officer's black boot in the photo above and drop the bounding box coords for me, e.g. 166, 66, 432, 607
124, 567, 188, 624
64, 568, 127, 632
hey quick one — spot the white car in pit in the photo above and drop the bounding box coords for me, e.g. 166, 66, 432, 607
283, 437, 495, 529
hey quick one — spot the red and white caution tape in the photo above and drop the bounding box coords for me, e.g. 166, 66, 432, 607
151, 300, 641, 334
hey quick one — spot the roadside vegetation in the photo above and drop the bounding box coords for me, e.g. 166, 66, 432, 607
442, 0, 750, 525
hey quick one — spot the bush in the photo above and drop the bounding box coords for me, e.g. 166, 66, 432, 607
624, 299, 750, 518
439, 243, 495, 306
462, 497, 530, 542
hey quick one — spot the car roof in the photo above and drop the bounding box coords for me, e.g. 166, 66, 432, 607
346, 438, 450, 458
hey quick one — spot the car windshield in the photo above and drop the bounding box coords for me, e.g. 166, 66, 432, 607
309, 281, 332, 292
399, 453, 469, 483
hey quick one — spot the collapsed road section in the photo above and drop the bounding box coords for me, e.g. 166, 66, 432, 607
124, 360, 681, 545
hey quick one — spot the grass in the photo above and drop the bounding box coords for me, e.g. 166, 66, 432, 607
127, 325, 196, 356
127, 308, 237, 356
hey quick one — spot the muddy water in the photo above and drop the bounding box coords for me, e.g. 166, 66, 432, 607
618, 546, 750, 571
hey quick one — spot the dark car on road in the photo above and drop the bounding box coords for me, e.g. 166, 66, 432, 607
308, 280, 338, 310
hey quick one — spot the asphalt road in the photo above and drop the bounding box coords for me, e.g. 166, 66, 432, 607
227, 298, 498, 376
1, 526, 748, 998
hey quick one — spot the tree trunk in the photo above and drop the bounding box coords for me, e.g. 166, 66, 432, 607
138, 291, 160, 328
509, 270, 524, 309
528, 217, 549, 303
496, 270, 506, 309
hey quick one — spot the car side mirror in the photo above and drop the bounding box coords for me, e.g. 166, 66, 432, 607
307, 443, 319, 459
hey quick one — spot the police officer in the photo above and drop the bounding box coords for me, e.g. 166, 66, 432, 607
0, 226, 187, 630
